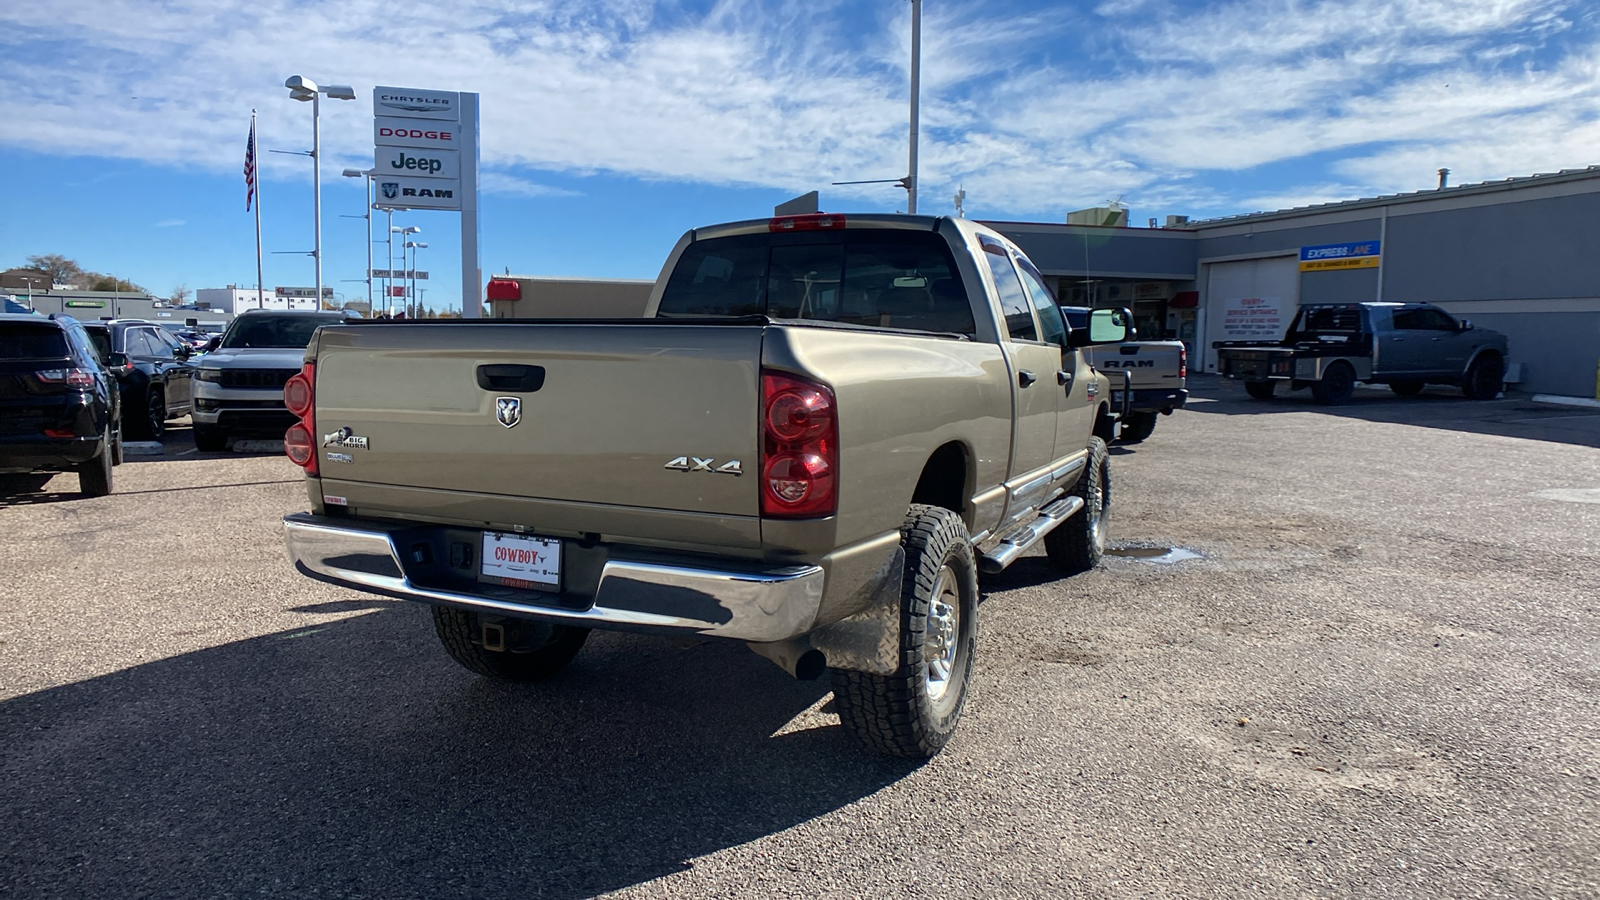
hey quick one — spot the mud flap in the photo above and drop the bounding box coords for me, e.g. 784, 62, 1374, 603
808, 546, 906, 675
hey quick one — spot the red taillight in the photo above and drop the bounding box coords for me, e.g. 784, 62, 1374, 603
1179, 345, 1187, 380
283, 371, 313, 418
43, 427, 78, 438
761, 372, 838, 518
284, 423, 315, 467
283, 362, 317, 475
35, 368, 96, 387
768, 213, 845, 233
486, 277, 522, 301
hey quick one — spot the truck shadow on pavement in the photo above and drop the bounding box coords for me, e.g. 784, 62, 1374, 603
1186, 378, 1600, 449
0, 604, 916, 899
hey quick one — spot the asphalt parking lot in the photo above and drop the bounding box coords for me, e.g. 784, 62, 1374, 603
2, 378, 1597, 899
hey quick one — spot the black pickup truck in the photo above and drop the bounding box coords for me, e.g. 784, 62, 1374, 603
1215, 302, 1508, 405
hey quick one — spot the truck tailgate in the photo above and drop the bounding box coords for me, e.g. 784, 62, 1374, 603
1087, 342, 1184, 391
311, 322, 762, 517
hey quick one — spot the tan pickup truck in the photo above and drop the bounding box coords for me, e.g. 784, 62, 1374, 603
280, 213, 1131, 758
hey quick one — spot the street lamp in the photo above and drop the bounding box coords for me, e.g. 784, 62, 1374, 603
388, 225, 419, 316
285, 75, 355, 308
341, 167, 375, 311
404, 241, 428, 317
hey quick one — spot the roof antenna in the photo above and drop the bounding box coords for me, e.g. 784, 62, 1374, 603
1437, 168, 1450, 190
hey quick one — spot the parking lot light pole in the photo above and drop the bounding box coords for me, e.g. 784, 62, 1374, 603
405, 241, 428, 317
342, 168, 375, 311
389, 225, 419, 317
285, 76, 356, 309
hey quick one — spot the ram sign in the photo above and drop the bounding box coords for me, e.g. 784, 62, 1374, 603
376, 176, 462, 210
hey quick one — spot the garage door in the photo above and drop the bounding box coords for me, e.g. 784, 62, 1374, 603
1201, 256, 1301, 372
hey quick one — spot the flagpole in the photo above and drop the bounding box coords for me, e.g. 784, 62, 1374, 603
252, 109, 265, 310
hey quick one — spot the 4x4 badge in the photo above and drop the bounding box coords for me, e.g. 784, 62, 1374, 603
495, 396, 522, 428
664, 456, 742, 475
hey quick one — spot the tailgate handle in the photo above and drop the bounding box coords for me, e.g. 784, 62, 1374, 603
476, 364, 545, 392
1118, 345, 1140, 355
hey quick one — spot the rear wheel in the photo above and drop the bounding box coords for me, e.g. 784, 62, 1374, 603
432, 607, 589, 682
1116, 411, 1157, 443
1310, 362, 1356, 405
1390, 380, 1425, 397
1045, 436, 1110, 573
192, 425, 228, 452
128, 387, 165, 440
1462, 355, 1504, 400
77, 431, 114, 497
831, 504, 977, 759
1244, 381, 1276, 400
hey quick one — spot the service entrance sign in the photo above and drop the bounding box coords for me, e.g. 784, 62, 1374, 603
372, 84, 481, 317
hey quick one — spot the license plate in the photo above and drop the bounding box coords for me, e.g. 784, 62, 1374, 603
480, 531, 561, 591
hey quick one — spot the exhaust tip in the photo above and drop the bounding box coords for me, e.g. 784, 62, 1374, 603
794, 649, 826, 681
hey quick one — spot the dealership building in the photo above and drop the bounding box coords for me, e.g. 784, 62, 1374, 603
987, 165, 1600, 399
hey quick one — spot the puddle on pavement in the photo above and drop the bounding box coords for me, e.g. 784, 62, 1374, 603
1106, 544, 1205, 564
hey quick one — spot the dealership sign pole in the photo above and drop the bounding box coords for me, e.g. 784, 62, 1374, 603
371, 86, 481, 317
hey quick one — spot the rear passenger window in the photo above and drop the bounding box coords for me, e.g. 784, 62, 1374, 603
1393, 307, 1455, 331
979, 237, 1037, 341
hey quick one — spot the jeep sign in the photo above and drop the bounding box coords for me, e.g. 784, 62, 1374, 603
375, 147, 460, 180
374, 116, 459, 150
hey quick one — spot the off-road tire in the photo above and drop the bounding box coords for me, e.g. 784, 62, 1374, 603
77, 432, 113, 497
1462, 355, 1504, 400
192, 425, 228, 452
431, 606, 589, 682
1117, 411, 1157, 443
0, 474, 54, 495
1310, 362, 1356, 405
1390, 380, 1425, 397
1244, 381, 1276, 400
1045, 436, 1110, 573
831, 504, 977, 759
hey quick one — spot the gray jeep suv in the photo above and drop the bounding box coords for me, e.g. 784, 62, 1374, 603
191, 310, 353, 451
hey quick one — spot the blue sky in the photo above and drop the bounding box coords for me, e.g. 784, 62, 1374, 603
2, 0, 1597, 312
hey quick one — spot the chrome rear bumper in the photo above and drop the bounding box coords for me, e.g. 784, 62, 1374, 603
282, 513, 825, 643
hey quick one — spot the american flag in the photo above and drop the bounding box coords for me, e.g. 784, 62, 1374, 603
244, 117, 257, 211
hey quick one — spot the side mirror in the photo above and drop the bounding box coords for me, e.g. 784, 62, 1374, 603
1070, 307, 1131, 346
174, 344, 192, 360
104, 352, 134, 378
1457, 318, 1473, 332
205, 335, 222, 352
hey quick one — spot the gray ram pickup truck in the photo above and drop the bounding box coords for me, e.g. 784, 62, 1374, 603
1216, 301, 1508, 404
1061, 306, 1188, 444
280, 213, 1131, 758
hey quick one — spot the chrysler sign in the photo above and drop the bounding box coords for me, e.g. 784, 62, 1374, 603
373, 87, 458, 121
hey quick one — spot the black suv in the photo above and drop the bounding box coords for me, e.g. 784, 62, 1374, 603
82, 320, 196, 440
0, 314, 122, 497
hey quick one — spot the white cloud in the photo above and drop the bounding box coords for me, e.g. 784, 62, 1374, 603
0, 0, 1595, 223
478, 172, 581, 198
153, 219, 186, 227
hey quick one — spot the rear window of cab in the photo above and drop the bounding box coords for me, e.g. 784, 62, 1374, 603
657, 231, 976, 336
